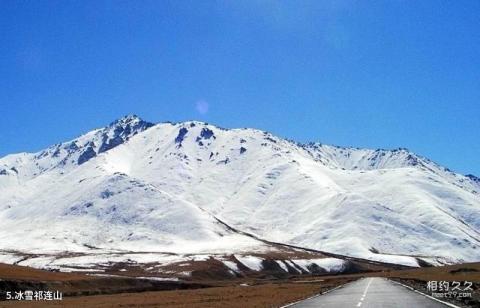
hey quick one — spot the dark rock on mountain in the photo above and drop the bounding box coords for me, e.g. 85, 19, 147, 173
175, 128, 188, 144
467, 174, 480, 184
78, 145, 97, 165
200, 128, 215, 139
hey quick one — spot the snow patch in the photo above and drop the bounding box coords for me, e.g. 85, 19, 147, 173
235, 255, 264, 271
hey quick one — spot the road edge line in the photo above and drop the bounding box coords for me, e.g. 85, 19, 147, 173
279, 278, 359, 308
388, 279, 461, 308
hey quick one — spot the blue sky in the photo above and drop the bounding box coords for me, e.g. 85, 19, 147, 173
1, 1, 479, 175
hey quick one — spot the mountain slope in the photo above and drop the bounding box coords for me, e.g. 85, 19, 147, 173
1, 115, 479, 269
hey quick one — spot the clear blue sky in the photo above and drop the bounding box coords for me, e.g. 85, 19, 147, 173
1, 1, 479, 175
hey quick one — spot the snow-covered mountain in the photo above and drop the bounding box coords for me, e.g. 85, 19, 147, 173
1, 115, 479, 270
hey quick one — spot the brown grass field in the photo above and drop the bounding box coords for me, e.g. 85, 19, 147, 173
0, 262, 479, 307
0, 279, 355, 308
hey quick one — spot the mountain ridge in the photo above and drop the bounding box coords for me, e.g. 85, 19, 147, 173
1, 115, 477, 179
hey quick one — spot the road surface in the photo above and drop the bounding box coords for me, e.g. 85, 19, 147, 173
291, 277, 449, 308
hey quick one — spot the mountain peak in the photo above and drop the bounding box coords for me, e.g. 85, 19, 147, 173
94, 115, 154, 156
110, 114, 148, 126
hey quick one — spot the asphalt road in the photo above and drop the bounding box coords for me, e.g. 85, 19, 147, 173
291, 277, 449, 308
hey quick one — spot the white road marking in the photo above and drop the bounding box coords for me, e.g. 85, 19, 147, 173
363, 278, 373, 296
356, 278, 373, 307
